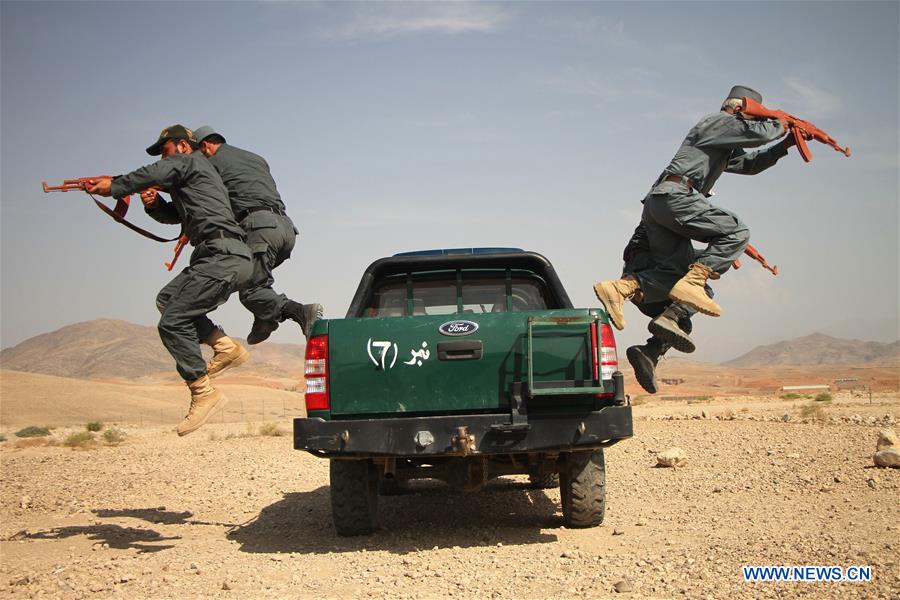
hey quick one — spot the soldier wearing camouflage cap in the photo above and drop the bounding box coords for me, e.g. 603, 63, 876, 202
88, 124, 253, 436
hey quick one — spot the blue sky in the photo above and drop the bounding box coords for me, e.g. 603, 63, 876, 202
1, 1, 898, 362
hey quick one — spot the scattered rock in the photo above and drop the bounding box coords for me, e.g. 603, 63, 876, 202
222, 582, 231, 591
873, 448, 900, 468
612, 529, 625, 536
876, 429, 898, 450
613, 578, 634, 593
19, 496, 31, 509
656, 447, 687, 468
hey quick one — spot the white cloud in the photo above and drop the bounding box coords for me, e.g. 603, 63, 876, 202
535, 65, 663, 101
316, 4, 512, 41
544, 15, 632, 48
780, 77, 844, 118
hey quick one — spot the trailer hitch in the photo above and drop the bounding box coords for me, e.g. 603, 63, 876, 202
452, 426, 476, 456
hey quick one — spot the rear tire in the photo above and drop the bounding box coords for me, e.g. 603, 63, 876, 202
528, 472, 560, 489
559, 449, 605, 528
330, 459, 379, 536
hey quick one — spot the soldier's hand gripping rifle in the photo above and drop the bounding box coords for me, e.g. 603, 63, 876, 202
740, 97, 851, 163
41, 176, 188, 271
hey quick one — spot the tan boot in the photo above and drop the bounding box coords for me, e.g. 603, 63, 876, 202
668, 263, 722, 317
204, 330, 249, 378
177, 375, 228, 437
592, 275, 641, 330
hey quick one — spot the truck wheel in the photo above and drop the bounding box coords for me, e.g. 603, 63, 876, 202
528, 472, 560, 489
559, 449, 605, 528
330, 459, 379, 536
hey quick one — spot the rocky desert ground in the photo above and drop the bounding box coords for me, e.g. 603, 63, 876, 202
1, 387, 897, 599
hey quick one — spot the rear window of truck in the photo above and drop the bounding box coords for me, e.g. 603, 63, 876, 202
366, 271, 550, 317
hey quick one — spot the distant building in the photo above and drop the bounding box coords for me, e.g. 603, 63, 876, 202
781, 384, 830, 392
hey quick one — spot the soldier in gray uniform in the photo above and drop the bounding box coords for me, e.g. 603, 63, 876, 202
87, 124, 253, 436
192, 126, 322, 345
594, 86, 799, 390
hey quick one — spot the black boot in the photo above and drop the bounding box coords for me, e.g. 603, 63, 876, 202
648, 304, 695, 353
247, 319, 279, 345
627, 337, 665, 394
281, 301, 324, 339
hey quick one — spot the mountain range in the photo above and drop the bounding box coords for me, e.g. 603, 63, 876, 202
2, 319, 899, 382
0, 319, 306, 381
723, 332, 899, 368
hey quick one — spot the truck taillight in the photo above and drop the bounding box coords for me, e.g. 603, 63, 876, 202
599, 322, 618, 381
304, 335, 329, 411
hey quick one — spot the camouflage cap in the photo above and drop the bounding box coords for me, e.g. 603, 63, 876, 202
726, 85, 763, 104
146, 124, 197, 156
193, 125, 225, 144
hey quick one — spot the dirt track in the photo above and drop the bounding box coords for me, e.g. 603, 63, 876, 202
1, 395, 898, 599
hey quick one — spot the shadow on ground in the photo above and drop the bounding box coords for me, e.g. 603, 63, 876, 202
92, 507, 237, 527
228, 479, 561, 555
8, 524, 179, 553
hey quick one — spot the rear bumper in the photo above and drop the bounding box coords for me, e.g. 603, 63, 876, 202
293, 406, 632, 458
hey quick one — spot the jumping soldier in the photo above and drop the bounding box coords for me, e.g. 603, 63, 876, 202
594, 86, 798, 377
192, 126, 322, 346
87, 125, 252, 436
619, 223, 703, 394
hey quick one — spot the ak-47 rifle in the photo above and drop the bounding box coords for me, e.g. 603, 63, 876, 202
42, 176, 188, 271
731, 100, 851, 273
740, 97, 851, 163
733, 243, 778, 276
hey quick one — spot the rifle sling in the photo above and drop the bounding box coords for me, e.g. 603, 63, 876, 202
92, 196, 181, 243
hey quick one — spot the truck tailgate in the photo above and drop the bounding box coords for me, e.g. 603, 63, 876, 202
328, 309, 598, 416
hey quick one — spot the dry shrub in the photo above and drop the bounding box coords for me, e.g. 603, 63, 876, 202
15, 426, 50, 438
86, 421, 104, 432
799, 402, 828, 423
102, 428, 126, 445
259, 423, 284, 437
630, 395, 646, 406
814, 392, 833, 403
63, 431, 95, 449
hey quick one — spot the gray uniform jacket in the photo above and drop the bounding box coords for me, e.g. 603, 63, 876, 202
205, 143, 286, 219
654, 111, 788, 199
111, 152, 246, 246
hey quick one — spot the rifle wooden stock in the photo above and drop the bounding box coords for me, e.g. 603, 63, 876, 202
740, 97, 851, 163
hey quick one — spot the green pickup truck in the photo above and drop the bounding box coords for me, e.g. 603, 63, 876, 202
294, 248, 633, 535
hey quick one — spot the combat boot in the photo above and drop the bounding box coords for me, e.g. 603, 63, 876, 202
593, 275, 641, 330
626, 339, 665, 394
668, 263, 722, 317
281, 301, 324, 339
204, 330, 250, 378
177, 375, 228, 437
247, 319, 279, 345
648, 304, 696, 353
